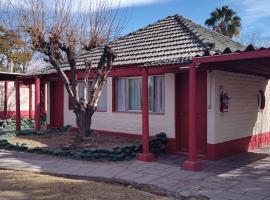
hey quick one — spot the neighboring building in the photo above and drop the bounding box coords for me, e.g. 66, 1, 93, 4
3, 15, 270, 171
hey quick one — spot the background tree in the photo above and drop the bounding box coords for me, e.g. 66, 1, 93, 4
0, 26, 32, 72
205, 5, 241, 38
238, 33, 270, 48
1, 0, 125, 139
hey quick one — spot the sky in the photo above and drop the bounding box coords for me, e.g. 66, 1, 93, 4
115, 0, 270, 43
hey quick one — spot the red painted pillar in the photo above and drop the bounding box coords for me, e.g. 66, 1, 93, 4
182, 62, 202, 171
4, 81, 8, 118
35, 77, 41, 130
15, 79, 21, 132
29, 84, 33, 119
136, 67, 155, 162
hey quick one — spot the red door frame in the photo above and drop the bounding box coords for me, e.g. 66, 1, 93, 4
175, 71, 207, 155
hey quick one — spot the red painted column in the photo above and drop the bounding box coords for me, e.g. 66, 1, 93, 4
136, 67, 155, 162
35, 77, 41, 130
15, 79, 21, 132
182, 62, 202, 171
29, 84, 33, 119
4, 81, 8, 118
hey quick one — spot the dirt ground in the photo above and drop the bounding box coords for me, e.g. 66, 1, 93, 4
8, 131, 137, 150
0, 169, 171, 200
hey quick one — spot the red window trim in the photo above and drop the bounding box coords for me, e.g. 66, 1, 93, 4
113, 75, 165, 113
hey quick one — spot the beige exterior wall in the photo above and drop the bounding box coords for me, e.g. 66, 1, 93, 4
63, 73, 176, 138
207, 70, 270, 144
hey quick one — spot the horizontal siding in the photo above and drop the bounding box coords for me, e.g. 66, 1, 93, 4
207, 70, 270, 144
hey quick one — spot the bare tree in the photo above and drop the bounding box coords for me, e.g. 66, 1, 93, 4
238, 33, 270, 48
1, 0, 125, 139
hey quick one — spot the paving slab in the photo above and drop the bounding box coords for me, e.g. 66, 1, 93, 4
0, 148, 269, 200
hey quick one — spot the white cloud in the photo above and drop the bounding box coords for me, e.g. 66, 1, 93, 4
236, 0, 270, 23
0, 0, 168, 12
74, 0, 169, 11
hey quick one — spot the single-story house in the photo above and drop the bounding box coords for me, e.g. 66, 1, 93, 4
2, 15, 270, 171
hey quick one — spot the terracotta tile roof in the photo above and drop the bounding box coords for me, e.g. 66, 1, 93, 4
37, 14, 245, 74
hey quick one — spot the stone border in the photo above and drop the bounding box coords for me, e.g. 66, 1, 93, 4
0, 130, 168, 161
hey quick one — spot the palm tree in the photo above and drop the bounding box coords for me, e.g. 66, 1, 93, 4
205, 6, 241, 38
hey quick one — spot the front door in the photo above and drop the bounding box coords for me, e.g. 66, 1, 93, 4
49, 80, 64, 127
175, 71, 207, 155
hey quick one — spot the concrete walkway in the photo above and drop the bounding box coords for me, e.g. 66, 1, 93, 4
0, 148, 270, 200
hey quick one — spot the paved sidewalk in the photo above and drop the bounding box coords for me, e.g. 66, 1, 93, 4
0, 148, 270, 200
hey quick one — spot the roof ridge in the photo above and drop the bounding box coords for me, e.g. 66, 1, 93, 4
174, 15, 210, 52
178, 15, 245, 49
111, 14, 178, 44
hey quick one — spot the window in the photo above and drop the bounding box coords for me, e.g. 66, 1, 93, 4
68, 81, 107, 111
116, 76, 165, 113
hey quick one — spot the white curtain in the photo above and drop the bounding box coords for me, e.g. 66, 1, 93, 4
129, 78, 141, 111
148, 77, 154, 111
154, 76, 165, 112
117, 79, 127, 111
97, 83, 107, 110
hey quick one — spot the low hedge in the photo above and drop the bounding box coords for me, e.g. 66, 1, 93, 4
0, 117, 47, 132
0, 129, 168, 161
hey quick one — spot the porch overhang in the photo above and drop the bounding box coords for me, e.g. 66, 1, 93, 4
183, 45, 270, 171
194, 46, 270, 78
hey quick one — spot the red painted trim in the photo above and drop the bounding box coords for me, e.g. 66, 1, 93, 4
193, 49, 270, 64
15, 79, 20, 132
46, 64, 186, 81
0, 111, 33, 118
138, 67, 156, 162
29, 84, 33, 118
183, 63, 202, 171
4, 81, 8, 118
167, 138, 177, 154
207, 132, 270, 160
40, 83, 46, 115
35, 77, 41, 130
49, 80, 64, 127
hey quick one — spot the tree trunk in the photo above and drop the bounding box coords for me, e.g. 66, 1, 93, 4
75, 108, 94, 139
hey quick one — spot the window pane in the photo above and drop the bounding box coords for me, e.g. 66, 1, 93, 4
97, 83, 107, 110
148, 76, 154, 111
129, 78, 141, 110
116, 79, 127, 111
154, 76, 165, 112
78, 82, 83, 99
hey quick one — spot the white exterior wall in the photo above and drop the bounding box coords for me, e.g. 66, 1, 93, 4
63, 73, 176, 138
207, 70, 270, 144
0, 81, 34, 112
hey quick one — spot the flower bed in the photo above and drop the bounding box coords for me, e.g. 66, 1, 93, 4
0, 129, 168, 161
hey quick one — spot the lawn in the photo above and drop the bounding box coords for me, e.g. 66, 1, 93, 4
0, 169, 171, 200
